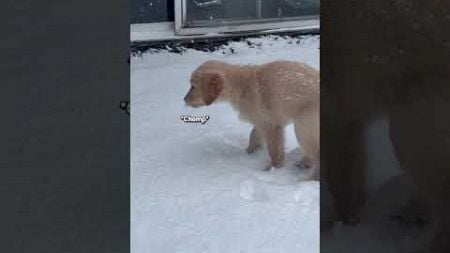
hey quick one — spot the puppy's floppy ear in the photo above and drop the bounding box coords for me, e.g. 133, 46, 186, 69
201, 70, 224, 105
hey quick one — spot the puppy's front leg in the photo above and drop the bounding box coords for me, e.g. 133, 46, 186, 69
263, 125, 285, 169
246, 126, 263, 154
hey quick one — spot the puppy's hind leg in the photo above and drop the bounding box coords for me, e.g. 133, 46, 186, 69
246, 126, 263, 154
294, 106, 320, 179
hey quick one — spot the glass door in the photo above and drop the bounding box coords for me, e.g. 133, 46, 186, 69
175, 0, 319, 35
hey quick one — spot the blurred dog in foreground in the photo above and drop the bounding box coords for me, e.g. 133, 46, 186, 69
322, 1, 450, 251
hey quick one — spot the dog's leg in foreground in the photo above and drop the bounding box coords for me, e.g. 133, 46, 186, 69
323, 112, 367, 224
389, 89, 450, 252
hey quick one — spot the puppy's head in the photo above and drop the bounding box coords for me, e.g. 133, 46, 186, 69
184, 67, 225, 108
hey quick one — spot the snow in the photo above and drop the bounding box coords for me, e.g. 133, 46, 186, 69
131, 35, 320, 253
131, 34, 433, 253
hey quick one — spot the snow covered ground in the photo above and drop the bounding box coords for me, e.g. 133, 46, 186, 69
131, 34, 433, 253
131, 35, 320, 253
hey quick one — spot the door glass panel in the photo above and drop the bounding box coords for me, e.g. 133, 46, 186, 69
185, 0, 319, 27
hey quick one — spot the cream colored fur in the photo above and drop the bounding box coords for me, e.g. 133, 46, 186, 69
184, 60, 320, 179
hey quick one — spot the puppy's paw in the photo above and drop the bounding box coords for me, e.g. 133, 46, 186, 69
263, 164, 275, 171
295, 160, 311, 169
295, 157, 314, 169
272, 162, 284, 169
306, 168, 320, 181
263, 162, 284, 171
246, 144, 262, 154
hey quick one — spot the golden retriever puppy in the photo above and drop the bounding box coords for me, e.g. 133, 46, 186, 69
184, 60, 320, 178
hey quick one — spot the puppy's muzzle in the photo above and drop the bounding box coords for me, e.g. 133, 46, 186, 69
183, 94, 190, 106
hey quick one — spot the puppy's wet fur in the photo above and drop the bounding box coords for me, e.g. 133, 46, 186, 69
184, 60, 320, 179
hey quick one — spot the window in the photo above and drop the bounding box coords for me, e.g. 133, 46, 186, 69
130, 0, 319, 41
175, 0, 319, 35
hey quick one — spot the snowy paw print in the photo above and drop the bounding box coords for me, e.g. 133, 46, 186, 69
239, 179, 267, 202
